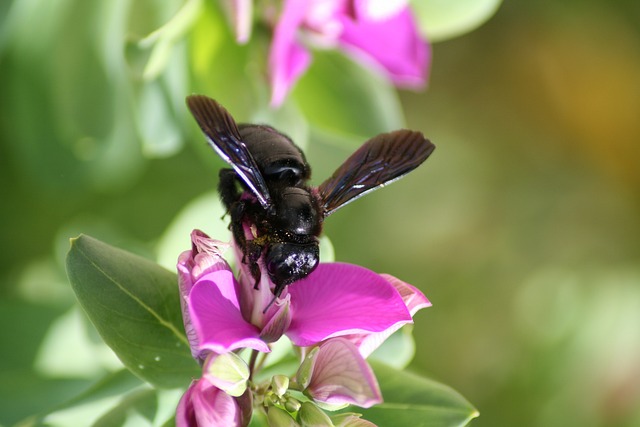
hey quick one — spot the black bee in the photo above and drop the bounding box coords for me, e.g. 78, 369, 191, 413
186, 95, 435, 301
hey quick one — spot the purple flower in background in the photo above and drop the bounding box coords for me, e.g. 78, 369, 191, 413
221, 0, 254, 44
177, 230, 428, 358
269, 0, 430, 106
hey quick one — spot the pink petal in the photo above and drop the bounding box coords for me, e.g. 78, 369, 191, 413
259, 296, 292, 343
189, 271, 270, 354
286, 263, 412, 347
343, 274, 430, 357
353, 0, 408, 21
338, 6, 429, 88
380, 273, 431, 316
177, 250, 196, 295
176, 378, 251, 427
342, 330, 395, 359
269, 0, 313, 106
234, 248, 284, 329
178, 231, 235, 359
229, 0, 253, 44
333, 413, 379, 427
307, 338, 382, 407
177, 250, 200, 358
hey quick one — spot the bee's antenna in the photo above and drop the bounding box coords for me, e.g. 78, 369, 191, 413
262, 282, 286, 314
263, 294, 278, 314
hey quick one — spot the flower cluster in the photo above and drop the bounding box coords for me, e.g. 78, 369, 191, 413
224, 0, 430, 106
175, 229, 430, 426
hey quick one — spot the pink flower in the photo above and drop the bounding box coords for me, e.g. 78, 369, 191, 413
177, 230, 270, 360
176, 376, 252, 427
269, 0, 430, 106
296, 338, 382, 408
339, 273, 431, 357
177, 230, 429, 358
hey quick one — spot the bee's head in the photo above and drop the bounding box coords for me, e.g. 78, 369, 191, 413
265, 242, 319, 297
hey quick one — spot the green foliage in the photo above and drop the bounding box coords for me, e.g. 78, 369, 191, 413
411, 0, 503, 42
63, 235, 476, 426
357, 361, 478, 427
66, 235, 199, 389
2, 0, 490, 420
293, 51, 404, 147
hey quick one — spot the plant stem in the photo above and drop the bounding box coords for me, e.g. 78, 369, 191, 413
248, 349, 259, 380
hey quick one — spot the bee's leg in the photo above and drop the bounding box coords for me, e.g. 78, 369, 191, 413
228, 200, 263, 290
218, 169, 239, 219
245, 241, 263, 290
229, 200, 249, 260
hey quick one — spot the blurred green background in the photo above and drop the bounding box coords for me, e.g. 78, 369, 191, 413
1, 0, 640, 426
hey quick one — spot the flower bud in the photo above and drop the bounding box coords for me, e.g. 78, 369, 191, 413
284, 397, 302, 413
271, 374, 290, 397
203, 352, 250, 397
267, 406, 298, 427
298, 402, 333, 427
295, 347, 319, 390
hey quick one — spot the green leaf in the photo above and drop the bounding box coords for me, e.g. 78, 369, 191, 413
293, 50, 404, 147
156, 192, 230, 271
93, 388, 158, 427
137, 0, 202, 81
20, 370, 145, 426
66, 235, 199, 389
52, 369, 144, 413
188, 0, 264, 115
355, 361, 478, 427
204, 352, 250, 397
369, 325, 416, 370
411, 0, 503, 42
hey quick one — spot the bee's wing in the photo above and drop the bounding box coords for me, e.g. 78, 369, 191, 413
186, 95, 272, 209
318, 130, 435, 217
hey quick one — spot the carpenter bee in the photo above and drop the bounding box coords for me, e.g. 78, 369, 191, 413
186, 95, 435, 302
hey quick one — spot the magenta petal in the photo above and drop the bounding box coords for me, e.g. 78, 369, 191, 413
343, 274, 430, 357
353, 0, 408, 21
307, 338, 382, 408
260, 296, 292, 343
380, 273, 431, 315
286, 263, 412, 346
230, 0, 253, 44
332, 412, 378, 427
189, 271, 270, 354
176, 378, 249, 427
338, 7, 429, 87
269, 0, 312, 106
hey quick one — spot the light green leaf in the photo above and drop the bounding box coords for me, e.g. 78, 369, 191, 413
25, 370, 144, 426
136, 77, 185, 158
188, 0, 263, 115
138, 0, 202, 81
411, 0, 503, 42
318, 236, 335, 264
204, 352, 250, 397
92, 388, 158, 427
66, 235, 199, 389
34, 307, 123, 378
369, 326, 416, 370
54, 370, 144, 412
354, 361, 478, 427
293, 50, 404, 147
156, 192, 230, 271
